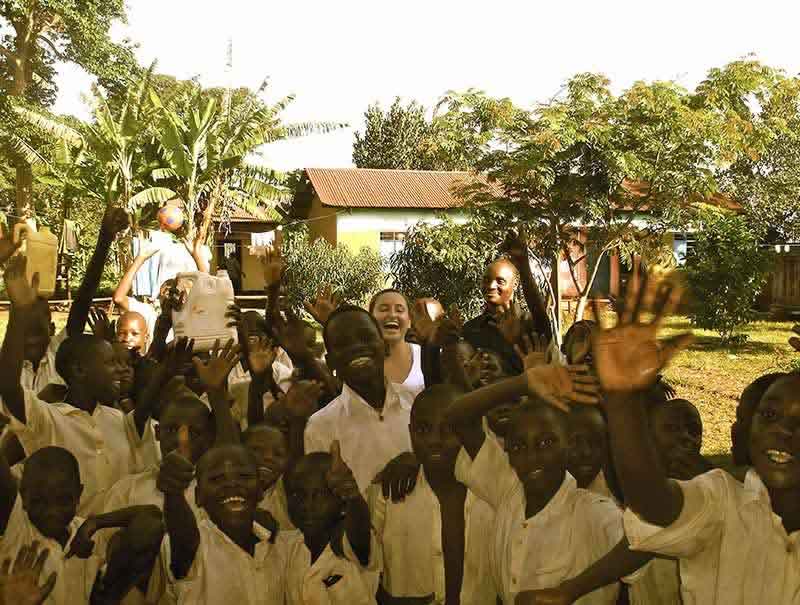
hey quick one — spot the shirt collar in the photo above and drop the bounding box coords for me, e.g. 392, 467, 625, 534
743, 468, 772, 506
525, 471, 577, 523
341, 381, 406, 418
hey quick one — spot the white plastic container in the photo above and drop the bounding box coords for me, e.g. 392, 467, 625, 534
15, 225, 58, 299
171, 270, 238, 351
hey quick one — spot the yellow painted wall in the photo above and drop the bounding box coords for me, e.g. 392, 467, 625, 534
338, 230, 380, 254
307, 195, 339, 245
241, 246, 264, 291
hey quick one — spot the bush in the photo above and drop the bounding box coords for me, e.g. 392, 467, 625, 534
684, 211, 771, 344
389, 216, 500, 319
282, 226, 384, 312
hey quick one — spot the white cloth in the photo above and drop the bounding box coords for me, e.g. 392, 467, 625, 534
20, 328, 67, 394
4, 390, 137, 516
0, 496, 104, 604
370, 451, 497, 605
625, 468, 800, 604
259, 476, 294, 531
103, 467, 200, 516
284, 529, 380, 605
586, 470, 620, 507
304, 382, 414, 493
394, 342, 425, 400
456, 433, 622, 605
155, 242, 212, 295
152, 519, 290, 605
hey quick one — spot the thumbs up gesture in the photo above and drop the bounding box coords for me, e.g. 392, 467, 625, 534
157, 426, 195, 495
326, 441, 359, 501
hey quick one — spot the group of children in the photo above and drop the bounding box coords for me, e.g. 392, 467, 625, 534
0, 216, 796, 605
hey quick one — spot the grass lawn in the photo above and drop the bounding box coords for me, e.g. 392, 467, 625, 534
1, 311, 796, 466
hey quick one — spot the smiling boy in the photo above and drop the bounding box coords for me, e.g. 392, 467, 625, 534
304, 305, 415, 493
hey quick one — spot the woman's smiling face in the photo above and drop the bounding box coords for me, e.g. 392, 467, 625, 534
372, 291, 411, 345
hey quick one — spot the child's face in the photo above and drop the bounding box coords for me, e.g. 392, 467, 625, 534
117, 315, 148, 353
326, 312, 385, 387
157, 402, 214, 464
649, 400, 703, 477
410, 404, 461, 474
505, 408, 568, 497
244, 427, 290, 492
23, 302, 52, 364
482, 261, 516, 308
749, 376, 800, 490
287, 468, 342, 538
111, 343, 134, 398
566, 407, 608, 489
82, 341, 127, 404
372, 292, 411, 344
21, 471, 81, 541
196, 448, 261, 531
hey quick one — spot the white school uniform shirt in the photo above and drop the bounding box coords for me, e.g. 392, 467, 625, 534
103, 467, 200, 516
625, 468, 800, 605
4, 389, 136, 516
1, 496, 104, 604
585, 471, 681, 605
260, 476, 294, 531
284, 529, 381, 605
304, 381, 414, 493
456, 433, 622, 605
370, 450, 497, 605
153, 519, 290, 605
20, 329, 67, 394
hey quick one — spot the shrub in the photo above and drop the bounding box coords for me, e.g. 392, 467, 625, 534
684, 211, 771, 344
281, 226, 384, 312
389, 216, 501, 319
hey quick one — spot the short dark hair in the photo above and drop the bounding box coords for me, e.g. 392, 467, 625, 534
21, 446, 80, 489
368, 289, 410, 314
322, 304, 382, 350
54, 334, 109, 383
411, 383, 466, 424
510, 399, 569, 428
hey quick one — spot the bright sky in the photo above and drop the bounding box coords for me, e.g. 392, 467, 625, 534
53, 0, 800, 170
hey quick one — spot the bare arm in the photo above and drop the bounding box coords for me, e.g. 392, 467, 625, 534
559, 538, 653, 600
68, 208, 128, 337
112, 250, 157, 310
164, 491, 199, 580
0, 446, 17, 534
193, 339, 241, 446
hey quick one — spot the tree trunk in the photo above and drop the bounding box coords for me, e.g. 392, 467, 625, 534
575, 296, 588, 321
10, 8, 37, 219
550, 250, 562, 335
14, 163, 34, 220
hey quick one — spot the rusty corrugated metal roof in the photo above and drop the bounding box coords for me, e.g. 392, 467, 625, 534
305, 168, 495, 209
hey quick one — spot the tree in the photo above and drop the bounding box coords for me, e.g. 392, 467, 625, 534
684, 209, 771, 344
389, 215, 501, 319
697, 59, 800, 242
1, 0, 139, 217
281, 226, 384, 311
353, 98, 433, 170
456, 74, 718, 328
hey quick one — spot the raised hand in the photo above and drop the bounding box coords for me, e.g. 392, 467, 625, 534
157, 428, 195, 494
100, 206, 129, 239
192, 338, 241, 392
376, 452, 420, 503
303, 284, 339, 325
501, 228, 530, 270
5, 255, 38, 308
591, 272, 693, 395
164, 337, 195, 377
411, 298, 444, 344
0, 542, 57, 605
88, 307, 116, 343
284, 380, 322, 418
247, 335, 277, 377
525, 364, 601, 412
65, 519, 97, 560
272, 309, 311, 360
431, 305, 464, 347
260, 245, 285, 289
494, 301, 523, 346
515, 331, 550, 370
326, 441, 359, 501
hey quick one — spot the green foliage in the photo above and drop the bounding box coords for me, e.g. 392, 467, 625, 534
281, 227, 384, 311
697, 59, 800, 241
353, 98, 434, 169
684, 210, 771, 344
388, 215, 500, 319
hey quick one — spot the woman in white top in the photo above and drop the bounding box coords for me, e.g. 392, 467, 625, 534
369, 289, 425, 398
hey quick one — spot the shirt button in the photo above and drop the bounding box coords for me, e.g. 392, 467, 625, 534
522, 522, 528, 529
512, 577, 517, 585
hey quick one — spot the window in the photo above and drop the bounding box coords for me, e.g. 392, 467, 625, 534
673, 233, 696, 266
379, 232, 406, 266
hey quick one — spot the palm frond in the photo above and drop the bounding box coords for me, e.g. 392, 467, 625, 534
129, 187, 178, 207
150, 167, 179, 181
275, 121, 348, 141
12, 106, 83, 146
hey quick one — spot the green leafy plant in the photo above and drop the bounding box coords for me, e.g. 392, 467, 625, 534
281, 227, 384, 311
388, 215, 501, 319
684, 210, 772, 344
